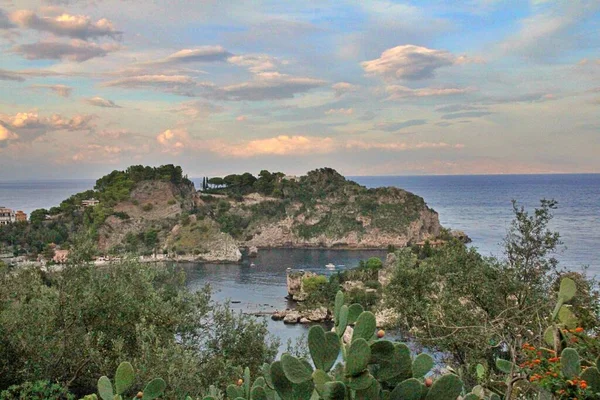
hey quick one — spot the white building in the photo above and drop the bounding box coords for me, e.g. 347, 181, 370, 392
81, 198, 100, 207
0, 207, 15, 225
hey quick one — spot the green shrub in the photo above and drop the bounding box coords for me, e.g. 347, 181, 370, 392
141, 203, 153, 212
365, 280, 381, 290
112, 211, 130, 220
0, 258, 278, 398
167, 199, 176, 205
302, 275, 328, 294
0, 380, 75, 400
365, 257, 383, 271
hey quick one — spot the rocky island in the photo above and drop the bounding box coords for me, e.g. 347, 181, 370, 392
0, 165, 449, 264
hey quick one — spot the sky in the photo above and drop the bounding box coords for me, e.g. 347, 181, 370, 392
0, 0, 599, 179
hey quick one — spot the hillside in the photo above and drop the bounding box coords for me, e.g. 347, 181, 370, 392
0, 166, 443, 263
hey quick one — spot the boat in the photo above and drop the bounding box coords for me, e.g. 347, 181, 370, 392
325, 263, 336, 270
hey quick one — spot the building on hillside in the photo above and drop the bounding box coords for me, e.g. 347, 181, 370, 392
0, 207, 15, 225
283, 175, 300, 182
53, 250, 69, 264
81, 198, 100, 207
15, 210, 27, 222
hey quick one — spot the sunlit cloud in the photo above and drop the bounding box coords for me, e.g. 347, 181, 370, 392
9, 10, 121, 40
332, 82, 359, 97
325, 108, 353, 115
0, 112, 95, 143
0, 124, 19, 147
362, 45, 480, 80
170, 100, 224, 119
215, 135, 336, 157
228, 54, 282, 73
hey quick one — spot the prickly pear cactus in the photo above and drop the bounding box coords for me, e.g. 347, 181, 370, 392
86, 362, 165, 400
265, 291, 463, 400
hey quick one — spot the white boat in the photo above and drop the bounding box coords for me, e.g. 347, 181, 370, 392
325, 263, 336, 270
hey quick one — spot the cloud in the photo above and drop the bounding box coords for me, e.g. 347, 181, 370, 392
211, 72, 327, 101
228, 54, 281, 73
13, 40, 120, 62
435, 104, 484, 113
441, 111, 493, 120
0, 69, 25, 81
216, 135, 336, 157
0, 124, 19, 147
156, 128, 189, 154
170, 100, 224, 119
9, 10, 121, 40
375, 119, 427, 131
500, 0, 600, 60
385, 85, 473, 100
362, 45, 480, 80
104, 74, 196, 87
332, 82, 359, 97
30, 84, 72, 97
84, 96, 120, 108
481, 92, 554, 104
0, 68, 66, 81
153, 46, 232, 65
102, 74, 201, 96
325, 108, 353, 115
0, 9, 15, 29
0, 111, 95, 143
345, 140, 465, 151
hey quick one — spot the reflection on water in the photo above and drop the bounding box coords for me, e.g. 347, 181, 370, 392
183, 248, 386, 351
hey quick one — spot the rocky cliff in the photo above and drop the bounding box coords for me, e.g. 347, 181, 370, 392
207, 168, 441, 251
17, 166, 443, 263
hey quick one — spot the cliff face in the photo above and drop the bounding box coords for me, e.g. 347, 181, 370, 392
66, 167, 443, 263
212, 169, 442, 250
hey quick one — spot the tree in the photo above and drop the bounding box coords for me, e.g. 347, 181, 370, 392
208, 177, 224, 188
384, 200, 595, 389
29, 209, 48, 226
0, 257, 278, 397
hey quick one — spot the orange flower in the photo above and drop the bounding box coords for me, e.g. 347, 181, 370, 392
575, 327, 584, 333
549, 357, 560, 362
533, 359, 541, 364
571, 337, 579, 343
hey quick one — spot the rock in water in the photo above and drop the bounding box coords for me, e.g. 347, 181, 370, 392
283, 311, 301, 324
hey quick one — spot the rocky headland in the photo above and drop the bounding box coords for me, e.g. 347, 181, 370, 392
1, 165, 454, 264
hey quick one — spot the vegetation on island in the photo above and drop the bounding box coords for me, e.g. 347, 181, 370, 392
0, 166, 439, 262
0, 165, 192, 258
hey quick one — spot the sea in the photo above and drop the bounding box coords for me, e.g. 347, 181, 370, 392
1, 174, 599, 349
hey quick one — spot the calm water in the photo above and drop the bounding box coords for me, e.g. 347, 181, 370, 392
1, 174, 599, 348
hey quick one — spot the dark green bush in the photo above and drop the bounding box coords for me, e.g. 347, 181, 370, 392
0, 380, 75, 400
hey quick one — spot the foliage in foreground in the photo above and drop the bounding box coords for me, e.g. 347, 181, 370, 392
385, 200, 600, 391
84, 290, 476, 400
0, 258, 278, 398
